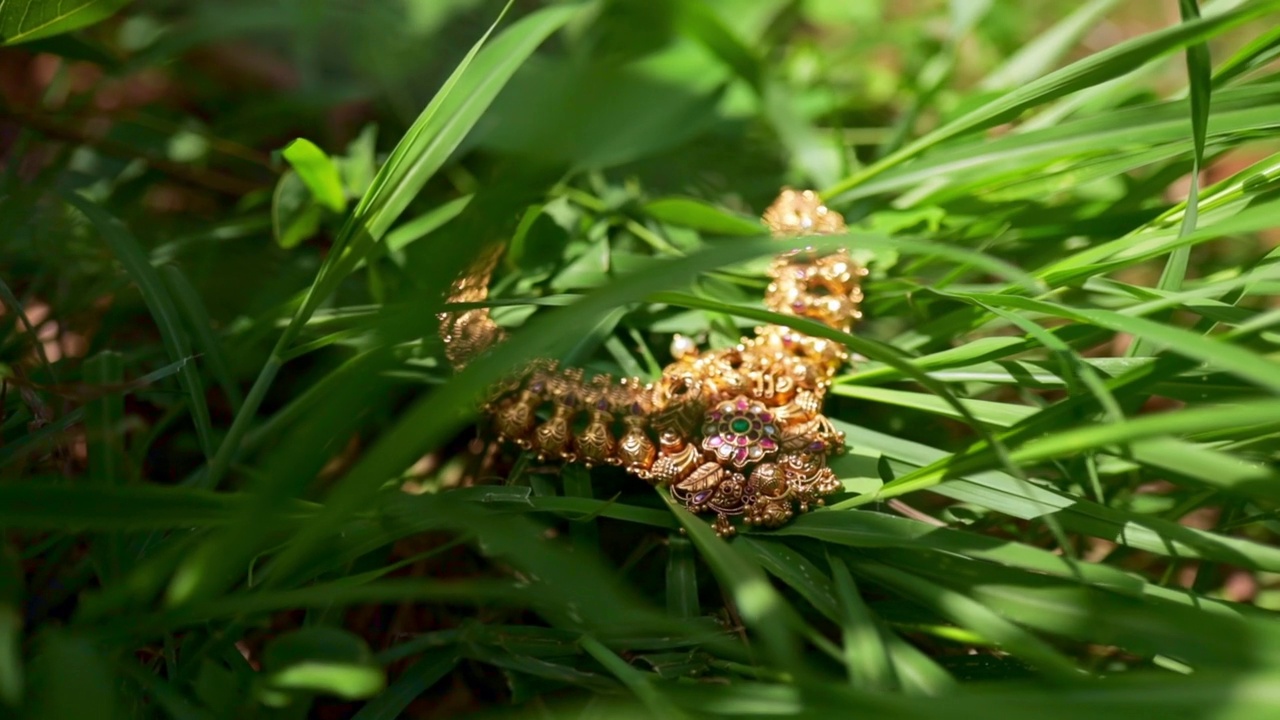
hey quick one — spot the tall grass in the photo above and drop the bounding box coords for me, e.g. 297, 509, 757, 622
3, 0, 1280, 717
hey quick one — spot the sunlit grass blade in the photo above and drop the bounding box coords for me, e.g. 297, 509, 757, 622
979, 0, 1122, 91
665, 494, 804, 672
847, 559, 1080, 678
823, 0, 1280, 201
828, 421, 1280, 572
1131, 0, 1212, 356
201, 2, 587, 491
829, 556, 897, 691
778, 512, 1138, 591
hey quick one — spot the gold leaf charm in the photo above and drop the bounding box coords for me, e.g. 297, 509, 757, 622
672, 462, 727, 510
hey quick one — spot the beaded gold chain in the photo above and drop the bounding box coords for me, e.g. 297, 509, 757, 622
439, 189, 864, 536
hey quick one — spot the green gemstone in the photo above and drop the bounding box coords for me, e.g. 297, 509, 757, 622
730, 418, 751, 433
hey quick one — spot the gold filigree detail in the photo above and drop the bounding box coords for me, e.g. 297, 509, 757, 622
441, 189, 863, 536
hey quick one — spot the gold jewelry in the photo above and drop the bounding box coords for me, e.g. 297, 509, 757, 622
439, 189, 865, 536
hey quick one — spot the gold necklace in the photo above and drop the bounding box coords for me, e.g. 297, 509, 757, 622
439, 189, 864, 536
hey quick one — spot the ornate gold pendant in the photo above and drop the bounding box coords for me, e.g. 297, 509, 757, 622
440, 189, 865, 536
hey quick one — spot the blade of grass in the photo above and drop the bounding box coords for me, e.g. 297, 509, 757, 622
1130, 0, 1212, 356
978, 0, 1123, 91
63, 192, 215, 460
828, 421, 1280, 572
829, 554, 897, 691
200, 2, 586, 491
581, 635, 689, 719
664, 492, 803, 673
0, 545, 22, 708
160, 264, 244, 412
0, 277, 58, 385
83, 351, 124, 585
349, 651, 458, 720
847, 559, 1080, 678
823, 1, 1280, 201
665, 536, 700, 619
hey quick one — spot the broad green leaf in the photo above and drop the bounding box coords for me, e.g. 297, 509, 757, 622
280, 138, 347, 213
0, 0, 131, 44
271, 169, 323, 249
259, 628, 384, 703
644, 197, 765, 236
24, 632, 122, 720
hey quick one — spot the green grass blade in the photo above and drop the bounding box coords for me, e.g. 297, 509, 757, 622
829, 555, 897, 691
200, 3, 584, 491
665, 493, 803, 672
829, 421, 1280, 572
665, 536, 701, 619
1131, 0, 1213, 356
848, 559, 1080, 678
63, 192, 215, 460
159, 265, 244, 412
823, 0, 1280, 201
0, 277, 58, 385
0, 545, 22, 708
979, 0, 1123, 91
350, 651, 458, 720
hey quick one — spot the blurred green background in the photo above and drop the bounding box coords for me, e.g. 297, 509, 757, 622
3, 0, 1280, 718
